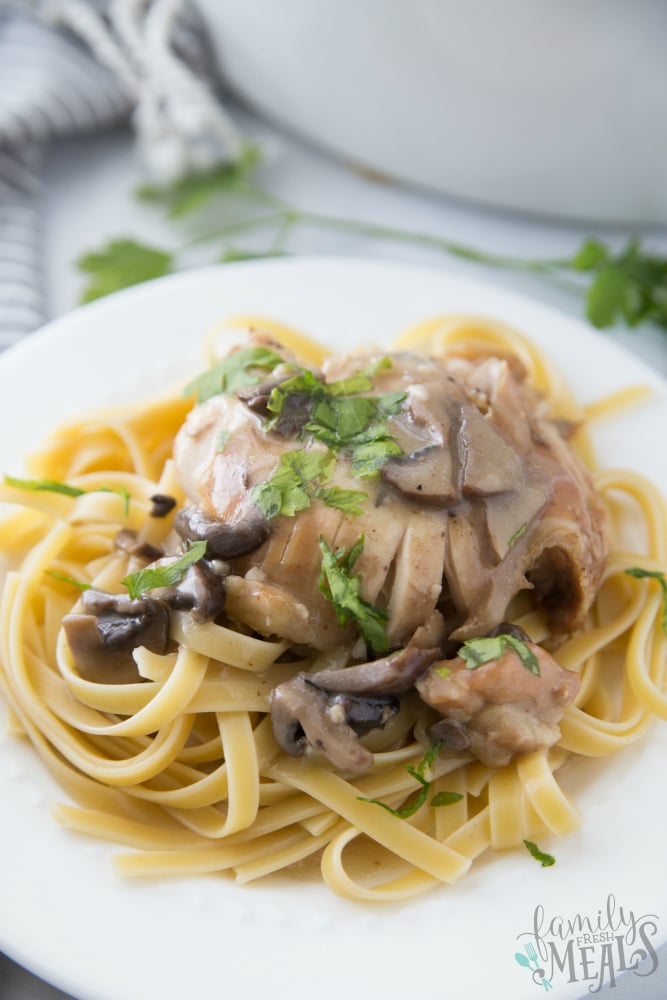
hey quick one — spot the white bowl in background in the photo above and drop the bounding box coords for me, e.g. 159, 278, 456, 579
198, 0, 667, 224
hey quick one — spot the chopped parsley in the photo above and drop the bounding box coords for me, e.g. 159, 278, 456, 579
265, 361, 406, 477
4, 476, 131, 516
122, 541, 207, 600
625, 567, 667, 636
459, 634, 540, 677
184, 346, 285, 403
508, 522, 528, 547
523, 840, 556, 867
359, 742, 463, 817
251, 449, 367, 519
431, 790, 465, 807
44, 571, 91, 591
433, 665, 451, 679
318, 535, 388, 654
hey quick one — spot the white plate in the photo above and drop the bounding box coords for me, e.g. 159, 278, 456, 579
1, 258, 667, 1000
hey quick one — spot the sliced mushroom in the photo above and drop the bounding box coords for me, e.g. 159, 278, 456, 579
307, 645, 441, 696
174, 504, 270, 559
115, 529, 163, 564
148, 560, 226, 623
63, 590, 170, 684
459, 402, 524, 496
381, 446, 458, 506
270, 674, 397, 773
149, 494, 177, 518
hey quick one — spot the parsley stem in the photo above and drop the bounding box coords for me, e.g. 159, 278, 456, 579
179, 204, 584, 286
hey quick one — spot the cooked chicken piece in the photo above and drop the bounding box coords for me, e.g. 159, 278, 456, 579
416, 641, 580, 767
172, 342, 608, 653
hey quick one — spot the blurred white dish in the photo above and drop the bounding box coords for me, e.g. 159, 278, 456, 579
199, 0, 667, 223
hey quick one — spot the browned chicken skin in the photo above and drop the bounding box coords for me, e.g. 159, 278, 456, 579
416, 642, 580, 767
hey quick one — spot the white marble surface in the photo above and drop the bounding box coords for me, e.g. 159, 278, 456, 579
2, 108, 667, 1000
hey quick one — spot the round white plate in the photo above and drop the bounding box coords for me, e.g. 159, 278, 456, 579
1, 258, 666, 1000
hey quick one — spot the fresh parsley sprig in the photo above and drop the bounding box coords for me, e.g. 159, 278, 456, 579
76, 150, 667, 337
318, 535, 389, 654
359, 742, 464, 818
459, 634, 541, 676
122, 541, 207, 600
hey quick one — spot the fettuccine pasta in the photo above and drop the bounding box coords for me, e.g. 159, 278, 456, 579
0, 314, 665, 903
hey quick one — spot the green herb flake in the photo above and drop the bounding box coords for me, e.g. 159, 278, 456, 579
265, 363, 406, 477
216, 430, 231, 452
523, 840, 556, 867
311, 486, 367, 515
625, 567, 667, 636
251, 449, 366, 519
4, 475, 85, 498
184, 346, 285, 403
459, 634, 540, 676
358, 743, 445, 818
318, 535, 388, 654
122, 541, 207, 600
509, 522, 528, 547
433, 665, 451, 679
44, 571, 91, 591
431, 790, 465, 807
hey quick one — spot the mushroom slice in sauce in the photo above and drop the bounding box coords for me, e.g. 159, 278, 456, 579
63, 590, 170, 684
416, 641, 580, 768
270, 674, 397, 773
147, 559, 226, 623
381, 446, 457, 506
175, 505, 270, 559
307, 645, 441, 696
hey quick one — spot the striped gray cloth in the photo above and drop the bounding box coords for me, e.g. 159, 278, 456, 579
0, 9, 132, 348
0, 0, 236, 352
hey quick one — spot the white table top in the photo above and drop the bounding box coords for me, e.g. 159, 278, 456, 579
3, 109, 667, 1000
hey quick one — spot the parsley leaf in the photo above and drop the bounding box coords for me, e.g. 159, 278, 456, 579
184, 346, 285, 403
136, 144, 261, 218
574, 239, 667, 331
459, 634, 540, 676
251, 449, 366, 519
122, 541, 207, 600
311, 485, 367, 515
265, 364, 406, 476
625, 567, 667, 636
4, 476, 131, 515
431, 790, 465, 807
318, 535, 388, 654
77, 239, 172, 303
4, 475, 84, 498
358, 743, 450, 818
523, 840, 556, 867
252, 449, 329, 519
